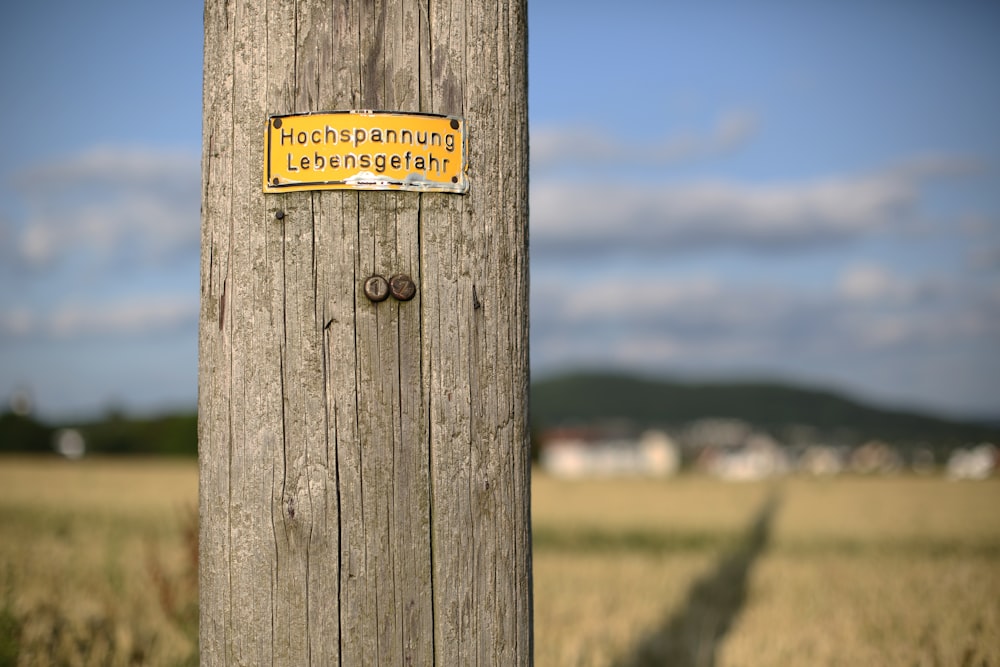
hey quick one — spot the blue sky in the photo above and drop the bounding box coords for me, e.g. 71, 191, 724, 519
1, 0, 998, 421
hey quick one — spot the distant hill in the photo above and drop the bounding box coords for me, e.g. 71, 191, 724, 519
531, 371, 1000, 448
4, 373, 996, 456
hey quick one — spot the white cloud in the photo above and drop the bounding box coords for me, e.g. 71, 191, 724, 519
0, 296, 198, 340
531, 264, 999, 382
555, 275, 723, 321
837, 263, 908, 302
839, 308, 995, 350
0, 309, 35, 337
531, 109, 759, 169
532, 171, 916, 255
13, 146, 196, 190
970, 244, 1000, 270
8, 145, 200, 269
532, 273, 806, 360
530, 154, 984, 257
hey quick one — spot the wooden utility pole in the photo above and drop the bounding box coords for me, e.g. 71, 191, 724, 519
197, 1, 530, 665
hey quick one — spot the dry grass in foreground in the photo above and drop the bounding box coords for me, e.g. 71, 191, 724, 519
1, 457, 998, 666
532, 474, 1000, 667
0, 457, 198, 667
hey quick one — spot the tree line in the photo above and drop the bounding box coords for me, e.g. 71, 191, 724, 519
0, 410, 197, 457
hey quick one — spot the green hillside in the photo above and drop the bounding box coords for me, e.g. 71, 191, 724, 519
531, 371, 1000, 448
3, 372, 996, 455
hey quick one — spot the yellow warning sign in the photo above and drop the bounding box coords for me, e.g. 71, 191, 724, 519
263, 111, 467, 193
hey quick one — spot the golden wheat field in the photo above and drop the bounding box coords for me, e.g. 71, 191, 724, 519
1, 457, 998, 666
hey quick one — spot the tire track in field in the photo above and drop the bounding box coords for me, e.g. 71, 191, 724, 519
613, 491, 781, 667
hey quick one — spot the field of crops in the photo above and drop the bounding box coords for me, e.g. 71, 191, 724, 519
1, 456, 998, 666
533, 475, 999, 666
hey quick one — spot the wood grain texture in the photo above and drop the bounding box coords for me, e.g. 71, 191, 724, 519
198, 1, 530, 664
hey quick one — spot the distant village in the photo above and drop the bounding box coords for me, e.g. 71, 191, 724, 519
539, 418, 998, 481
4, 387, 998, 479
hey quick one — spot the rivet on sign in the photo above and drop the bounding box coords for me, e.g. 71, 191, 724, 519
450, 119, 459, 130
363, 275, 390, 302
389, 274, 417, 301
273, 118, 283, 129
275, 210, 285, 220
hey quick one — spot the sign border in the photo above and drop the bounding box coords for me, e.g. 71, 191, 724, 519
263, 109, 468, 194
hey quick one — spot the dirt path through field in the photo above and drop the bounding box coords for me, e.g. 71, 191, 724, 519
613, 491, 781, 667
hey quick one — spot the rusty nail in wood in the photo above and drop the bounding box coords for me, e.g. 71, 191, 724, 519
363, 275, 390, 302
389, 274, 417, 301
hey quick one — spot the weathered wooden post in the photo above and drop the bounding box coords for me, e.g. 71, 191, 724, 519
198, 0, 530, 665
